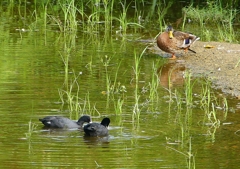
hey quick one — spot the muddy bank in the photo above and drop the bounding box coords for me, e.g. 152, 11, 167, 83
150, 41, 240, 98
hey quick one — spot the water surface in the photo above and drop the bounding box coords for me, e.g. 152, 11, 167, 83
0, 1, 240, 169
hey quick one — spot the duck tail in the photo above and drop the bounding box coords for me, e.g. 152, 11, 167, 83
191, 37, 200, 44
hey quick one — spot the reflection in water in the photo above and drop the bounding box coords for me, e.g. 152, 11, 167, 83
83, 135, 110, 147
39, 128, 82, 139
40, 127, 81, 132
158, 62, 185, 88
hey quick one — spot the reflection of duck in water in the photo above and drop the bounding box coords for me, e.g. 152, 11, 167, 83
158, 63, 185, 88
157, 25, 200, 59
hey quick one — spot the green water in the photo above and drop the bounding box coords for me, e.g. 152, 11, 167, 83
0, 1, 240, 169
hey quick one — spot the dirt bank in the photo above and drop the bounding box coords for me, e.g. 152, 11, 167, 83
150, 41, 240, 98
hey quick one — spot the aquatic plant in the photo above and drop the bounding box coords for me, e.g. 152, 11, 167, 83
103, 0, 114, 32
25, 120, 37, 139
166, 72, 229, 146
57, 0, 80, 32
132, 50, 142, 122
100, 55, 126, 114
166, 137, 195, 169
114, 97, 124, 115
148, 61, 160, 104
114, 1, 144, 36
184, 71, 196, 108
101, 55, 112, 98
58, 70, 99, 118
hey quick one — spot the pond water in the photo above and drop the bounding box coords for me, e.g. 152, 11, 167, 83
0, 1, 240, 169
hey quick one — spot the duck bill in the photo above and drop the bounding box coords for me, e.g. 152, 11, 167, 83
169, 31, 173, 39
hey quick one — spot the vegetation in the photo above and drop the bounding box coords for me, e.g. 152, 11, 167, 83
1, 1, 237, 168
182, 1, 239, 42
25, 120, 38, 139
2, 0, 239, 41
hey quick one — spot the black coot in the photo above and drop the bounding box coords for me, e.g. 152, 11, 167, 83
39, 115, 91, 128
83, 117, 110, 137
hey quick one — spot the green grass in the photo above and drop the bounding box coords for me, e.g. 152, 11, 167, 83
4, 0, 238, 42
182, 1, 238, 42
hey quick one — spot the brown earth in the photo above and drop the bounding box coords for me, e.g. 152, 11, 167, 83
149, 41, 240, 98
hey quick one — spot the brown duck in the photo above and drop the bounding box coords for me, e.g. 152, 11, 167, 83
157, 26, 200, 59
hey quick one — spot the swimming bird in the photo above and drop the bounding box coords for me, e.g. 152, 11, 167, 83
83, 117, 110, 137
157, 25, 200, 59
39, 115, 91, 129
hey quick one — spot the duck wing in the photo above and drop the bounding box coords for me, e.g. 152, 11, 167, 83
173, 31, 199, 48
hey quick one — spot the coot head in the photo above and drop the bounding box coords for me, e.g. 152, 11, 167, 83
77, 115, 91, 124
100, 117, 110, 127
83, 117, 110, 137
